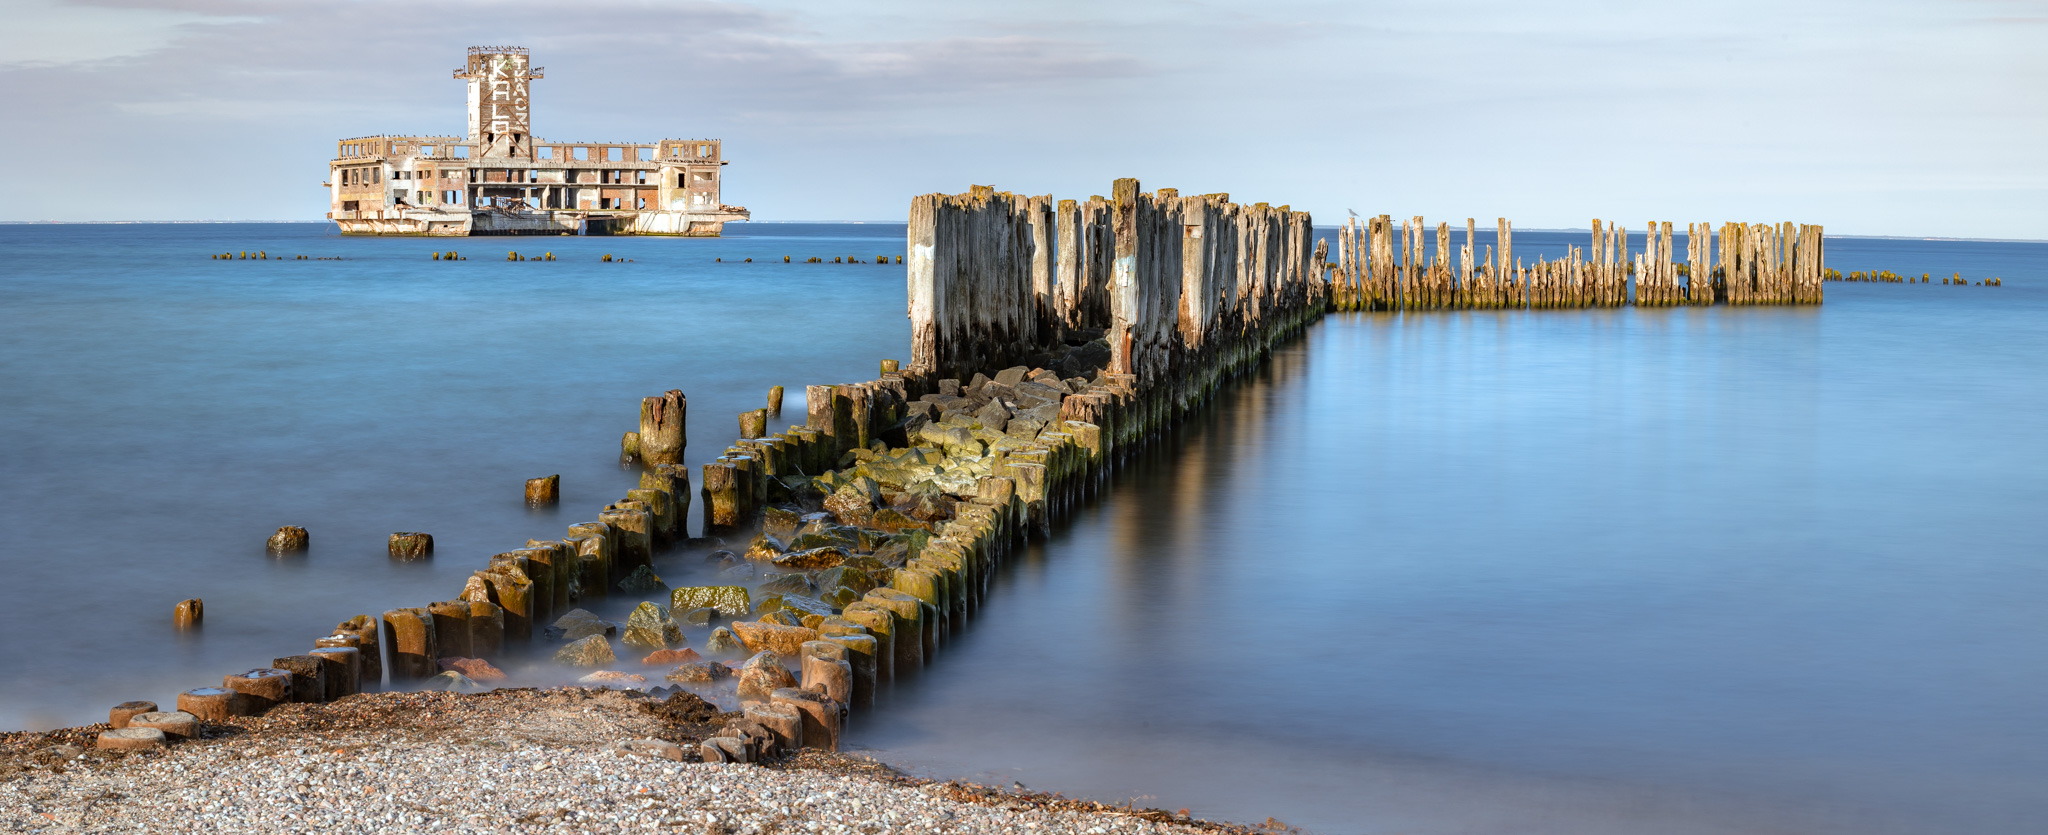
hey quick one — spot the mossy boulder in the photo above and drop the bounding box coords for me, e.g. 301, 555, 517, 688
553, 634, 615, 668
757, 593, 836, 619
671, 585, 751, 617
743, 534, 785, 561
621, 602, 685, 651
773, 546, 849, 570
760, 572, 816, 596
763, 506, 804, 540
816, 566, 876, 597
704, 626, 745, 654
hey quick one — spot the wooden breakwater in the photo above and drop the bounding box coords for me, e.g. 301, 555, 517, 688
98, 177, 1327, 761
1826, 269, 2004, 286
1330, 217, 1826, 309
909, 179, 1326, 418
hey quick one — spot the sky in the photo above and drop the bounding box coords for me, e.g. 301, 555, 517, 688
1, 0, 2042, 238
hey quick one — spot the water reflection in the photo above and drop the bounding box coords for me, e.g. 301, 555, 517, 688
847, 254, 2048, 835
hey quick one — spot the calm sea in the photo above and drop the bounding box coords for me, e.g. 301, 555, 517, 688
2, 223, 2043, 834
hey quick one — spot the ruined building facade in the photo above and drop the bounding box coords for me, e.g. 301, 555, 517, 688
328, 47, 747, 236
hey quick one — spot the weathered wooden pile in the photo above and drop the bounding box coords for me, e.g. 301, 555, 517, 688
910, 178, 1326, 418
1329, 216, 1827, 309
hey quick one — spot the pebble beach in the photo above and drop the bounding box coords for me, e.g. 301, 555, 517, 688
0, 688, 1262, 835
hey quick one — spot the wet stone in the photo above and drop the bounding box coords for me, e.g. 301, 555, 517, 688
670, 585, 751, 617
758, 610, 804, 627
546, 609, 615, 643
621, 602, 685, 651
773, 546, 849, 570
743, 534, 785, 561
642, 647, 701, 666
972, 401, 1011, 434
736, 651, 798, 702
758, 593, 836, 619
266, 526, 309, 555
664, 660, 735, 683
704, 626, 746, 654
763, 506, 804, 539
616, 565, 668, 594
816, 566, 875, 596
438, 657, 507, 682
678, 607, 715, 626
578, 670, 647, 688
760, 573, 816, 595
732, 621, 822, 656
553, 634, 616, 668
422, 671, 487, 693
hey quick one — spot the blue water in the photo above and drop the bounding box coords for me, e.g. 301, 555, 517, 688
0, 222, 909, 727
3, 224, 2044, 835
842, 236, 2048, 834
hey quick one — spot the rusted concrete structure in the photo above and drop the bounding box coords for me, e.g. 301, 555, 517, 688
328, 47, 748, 237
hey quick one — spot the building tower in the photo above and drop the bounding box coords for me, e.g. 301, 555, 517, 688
454, 46, 544, 160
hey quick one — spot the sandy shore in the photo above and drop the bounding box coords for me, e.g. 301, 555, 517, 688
0, 688, 1275, 834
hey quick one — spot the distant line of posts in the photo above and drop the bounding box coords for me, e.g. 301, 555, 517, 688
1329, 217, 1826, 309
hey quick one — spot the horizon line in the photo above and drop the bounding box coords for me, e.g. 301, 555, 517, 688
0, 219, 2041, 245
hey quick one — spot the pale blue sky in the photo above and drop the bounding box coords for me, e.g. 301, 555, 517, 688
2, 0, 2041, 237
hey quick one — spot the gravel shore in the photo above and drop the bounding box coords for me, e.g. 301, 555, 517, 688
0, 688, 1262, 834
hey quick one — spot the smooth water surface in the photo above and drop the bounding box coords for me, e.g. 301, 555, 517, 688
2, 224, 2042, 835
845, 237, 2048, 834
0, 222, 909, 729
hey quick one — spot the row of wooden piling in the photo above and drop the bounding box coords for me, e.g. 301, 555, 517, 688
908, 179, 1326, 410
118, 392, 706, 740
685, 183, 1337, 759
115, 178, 1317, 759
1828, 269, 2003, 286
1329, 217, 1827, 309
212, 251, 331, 261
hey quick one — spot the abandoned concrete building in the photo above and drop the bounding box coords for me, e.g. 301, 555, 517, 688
328, 46, 747, 236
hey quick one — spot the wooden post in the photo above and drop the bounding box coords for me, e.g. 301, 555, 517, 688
638, 390, 686, 466
739, 409, 767, 440
524, 475, 558, 507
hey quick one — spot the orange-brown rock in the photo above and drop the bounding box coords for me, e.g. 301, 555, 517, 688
642, 648, 702, 666
735, 651, 797, 701
731, 621, 821, 656
438, 656, 507, 682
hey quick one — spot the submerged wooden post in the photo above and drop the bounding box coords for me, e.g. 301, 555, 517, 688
524, 475, 559, 507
